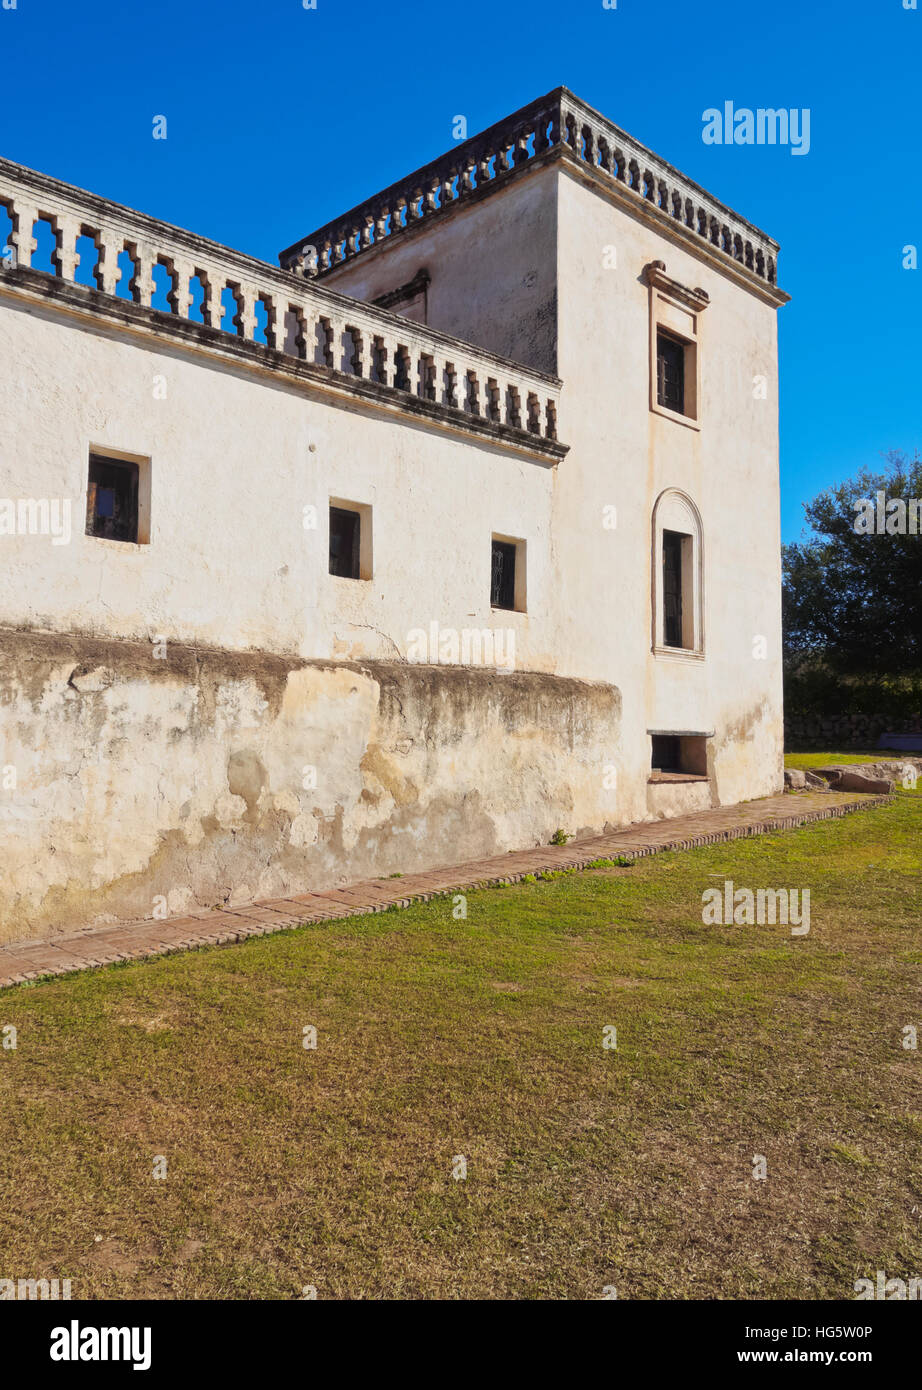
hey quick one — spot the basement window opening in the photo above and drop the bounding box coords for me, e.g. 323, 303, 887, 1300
650, 732, 710, 782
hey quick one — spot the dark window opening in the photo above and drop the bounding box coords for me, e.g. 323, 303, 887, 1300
650, 733, 709, 778
662, 529, 684, 647
86, 454, 139, 542
491, 539, 516, 610
656, 331, 685, 414
651, 735, 681, 773
329, 505, 361, 579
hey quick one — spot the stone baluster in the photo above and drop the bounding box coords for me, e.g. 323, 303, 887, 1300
96, 229, 123, 295
200, 271, 223, 329
459, 157, 475, 195
370, 334, 388, 386
10, 199, 37, 268
237, 285, 259, 340
394, 341, 410, 391
327, 313, 347, 371
264, 292, 287, 351
442, 359, 457, 409
167, 257, 195, 318
466, 369, 481, 416
373, 208, 389, 244
54, 214, 81, 281
526, 393, 540, 434
346, 324, 365, 377
420, 352, 436, 400
131, 243, 156, 306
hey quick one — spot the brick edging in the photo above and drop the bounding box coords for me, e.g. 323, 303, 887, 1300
0, 792, 894, 988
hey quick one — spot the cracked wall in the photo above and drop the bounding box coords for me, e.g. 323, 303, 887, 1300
0, 629, 622, 942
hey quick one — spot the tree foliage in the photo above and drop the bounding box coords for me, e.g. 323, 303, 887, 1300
782, 451, 922, 677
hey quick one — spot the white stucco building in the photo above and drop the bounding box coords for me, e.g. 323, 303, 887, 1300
0, 87, 789, 941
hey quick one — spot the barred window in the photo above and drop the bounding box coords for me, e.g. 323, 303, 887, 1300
490, 539, 516, 610
656, 332, 685, 414
662, 529, 684, 648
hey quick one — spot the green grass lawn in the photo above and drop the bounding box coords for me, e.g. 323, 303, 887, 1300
785, 750, 913, 770
1, 779, 920, 1300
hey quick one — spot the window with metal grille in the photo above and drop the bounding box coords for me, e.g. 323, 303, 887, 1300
329, 505, 361, 579
662, 529, 684, 647
490, 539, 516, 610
85, 454, 139, 543
656, 331, 685, 414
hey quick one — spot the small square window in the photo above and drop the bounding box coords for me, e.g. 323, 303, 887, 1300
650, 733, 709, 778
490, 538, 517, 610
329, 505, 361, 579
656, 332, 685, 414
86, 454, 139, 543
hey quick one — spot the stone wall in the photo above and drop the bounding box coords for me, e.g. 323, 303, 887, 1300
785, 712, 922, 748
0, 627, 622, 943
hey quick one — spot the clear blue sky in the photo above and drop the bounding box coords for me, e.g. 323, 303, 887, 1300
2, 0, 919, 542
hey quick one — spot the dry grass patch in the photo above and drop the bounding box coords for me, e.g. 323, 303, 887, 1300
0, 788, 919, 1299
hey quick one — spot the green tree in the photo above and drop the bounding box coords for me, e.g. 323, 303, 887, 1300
782, 451, 922, 677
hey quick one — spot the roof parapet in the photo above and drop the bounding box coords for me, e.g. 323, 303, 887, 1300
0, 155, 563, 456
280, 86, 783, 297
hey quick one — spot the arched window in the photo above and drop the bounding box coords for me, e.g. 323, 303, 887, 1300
651, 489, 704, 656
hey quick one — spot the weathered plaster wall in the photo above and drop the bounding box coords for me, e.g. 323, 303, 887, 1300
323, 163, 785, 813
0, 153, 785, 938
0, 629, 620, 942
317, 166, 559, 375
551, 167, 785, 810
0, 292, 558, 672
321, 164, 784, 811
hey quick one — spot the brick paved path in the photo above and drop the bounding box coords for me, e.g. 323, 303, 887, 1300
0, 790, 891, 989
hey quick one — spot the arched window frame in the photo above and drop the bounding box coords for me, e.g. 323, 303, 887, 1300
651, 488, 705, 659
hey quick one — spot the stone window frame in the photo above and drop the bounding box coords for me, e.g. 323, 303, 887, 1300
651, 488, 705, 661
644, 261, 709, 432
